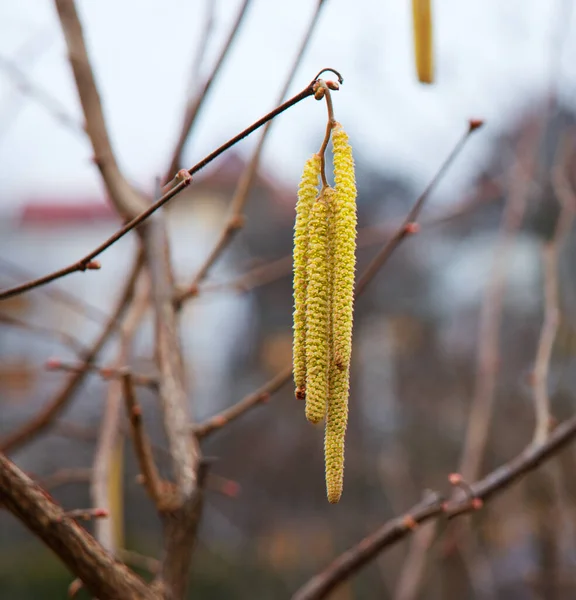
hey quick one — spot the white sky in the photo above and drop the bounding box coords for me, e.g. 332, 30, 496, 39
0, 0, 575, 210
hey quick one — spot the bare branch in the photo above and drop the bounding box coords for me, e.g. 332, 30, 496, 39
0, 453, 156, 600
192, 120, 481, 436
54, 0, 147, 219
0, 81, 317, 302
292, 413, 576, 600
0, 251, 143, 453
122, 371, 165, 508
532, 143, 576, 443
38, 467, 92, 490
46, 358, 158, 390
91, 273, 150, 554
176, 0, 326, 305
164, 0, 253, 182
355, 119, 483, 297
0, 313, 87, 356
459, 129, 536, 482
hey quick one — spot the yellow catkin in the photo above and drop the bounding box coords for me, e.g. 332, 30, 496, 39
325, 124, 357, 503
412, 0, 434, 84
305, 188, 333, 424
293, 154, 321, 399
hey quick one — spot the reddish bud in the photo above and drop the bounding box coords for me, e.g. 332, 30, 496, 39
93, 508, 109, 518
468, 118, 484, 132
404, 222, 420, 235
213, 415, 226, 428
176, 169, 193, 186
259, 393, 271, 404
85, 260, 101, 270
471, 498, 483, 510
221, 480, 241, 498
314, 87, 326, 101
448, 473, 462, 485
326, 80, 340, 91
402, 515, 418, 530
45, 358, 61, 370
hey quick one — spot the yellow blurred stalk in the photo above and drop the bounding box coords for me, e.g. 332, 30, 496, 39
412, 0, 434, 84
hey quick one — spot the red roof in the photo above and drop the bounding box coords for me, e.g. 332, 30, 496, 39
19, 200, 118, 226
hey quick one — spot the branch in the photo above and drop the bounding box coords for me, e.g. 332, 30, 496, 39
164, 0, 253, 182
0, 251, 143, 453
0, 452, 156, 600
355, 119, 483, 298
91, 273, 149, 554
0, 256, 109, 324
292, 413, 576, 600
459, 127, 537, 481
122, 372, 165, 508
192, 120, 481, 436
140, 214, 204, 598
532, 140, 576, 443
0, 313, 87, 356
54, 0, 147, 220
0, 80, 317, 302
176, 0, 327, 305
45, 358, 158, 390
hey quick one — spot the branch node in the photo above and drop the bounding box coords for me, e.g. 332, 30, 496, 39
176, 169, 193, 186
468, 118, 484, 132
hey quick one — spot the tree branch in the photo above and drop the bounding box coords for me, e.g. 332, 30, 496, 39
54, 0, 147, 220
0, 251, 143, 453
0, 80, 316, 302
0, 452, 156, 600
164, 0, 253, 182
292, 413, 576, 600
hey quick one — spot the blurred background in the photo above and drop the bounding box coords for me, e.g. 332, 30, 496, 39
2, 1, 576, 598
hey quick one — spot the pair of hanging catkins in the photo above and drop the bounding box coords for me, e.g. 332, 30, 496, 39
293, 123, 357, 503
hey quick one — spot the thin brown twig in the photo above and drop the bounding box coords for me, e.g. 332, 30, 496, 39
0, 256, 109, 324
164, 0, 253, 182
54, 0, 147, 220
0, 251, 143, 453
176, 2, 328, 305
459, 129, 536, 482
0, 52, 84, 135
0, 453, 156, 600
291, 412, 576, 600
117, 548, 161, 575
91, 273, 150, 554
38, 467, 92, 490
0, 80, 318, 302
122, 371, 166, 509
193, 121, 480, 437
355, 119, 483, 298
532, 143, 576, 443
0, 313, 88, 356
45, 359, 158, 390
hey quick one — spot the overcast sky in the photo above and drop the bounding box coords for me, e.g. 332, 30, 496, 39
0, 0, 575, 210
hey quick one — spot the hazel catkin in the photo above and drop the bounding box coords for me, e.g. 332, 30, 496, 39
304, 188, 334, 424
324, 124, 357, 503
293, 154, 321, 400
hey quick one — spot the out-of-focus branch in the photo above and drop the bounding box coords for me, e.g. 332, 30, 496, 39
532, 146, 576, 443
355, 119, 483, 297
54, 0, 147, 220
459, 130, 535, 482
0, 52, 84, 136
38, 467, 92, 490
193, 120, 480, 436
45, 358, 158, 390
91, 273, 150, 554
0, 453, 156, 600
0, 79, 317, 302
193, 364, 292, 438
0, 257, 109, 324
292, 413, 576, 600
140, 215, 203, 598
198, 183, 501, 297
122, 372, 166, 509
176, 0, 327, 306
0, 251, 143, 453
164, 0, 252, 182
0, 313, 87, 356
